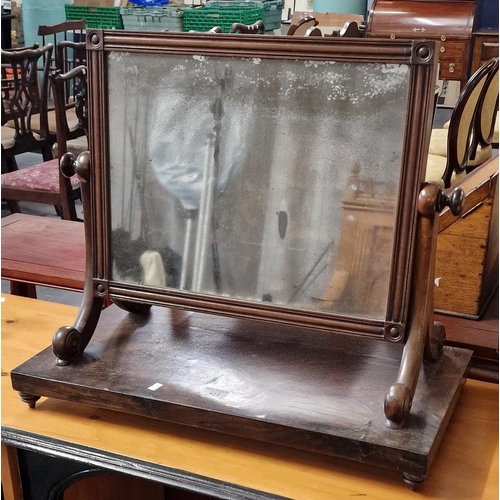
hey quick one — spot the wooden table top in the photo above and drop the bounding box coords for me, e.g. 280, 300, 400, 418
1, 294, 498, 500
1, 214, 85, 291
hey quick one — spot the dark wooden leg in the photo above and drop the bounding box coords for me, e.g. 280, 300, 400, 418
403, 472, 428, 489
6, 200, 21, 214
10, 281, 37, 299
53, 152, 103, 365
384, 184, 464, 428
3, 156, 19, 173
41, 145, 54, 162
425, 321, 445, 361
18, 392, 40, 408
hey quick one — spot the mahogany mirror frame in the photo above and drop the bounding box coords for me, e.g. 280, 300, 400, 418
83, 31, 438, 336
51, 32, 461, 429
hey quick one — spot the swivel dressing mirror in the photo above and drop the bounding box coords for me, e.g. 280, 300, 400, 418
107, 50, 404, 322
11, 31, 471, 486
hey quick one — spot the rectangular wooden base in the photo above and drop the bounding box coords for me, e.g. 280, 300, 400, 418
11, 304, 472, 484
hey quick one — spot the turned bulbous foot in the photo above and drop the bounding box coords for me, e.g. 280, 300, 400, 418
384, 383, 412, 428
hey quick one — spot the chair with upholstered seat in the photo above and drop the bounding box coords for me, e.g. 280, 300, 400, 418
468, 60, 499, 168
432, 59, 498, 171
33, 23, 86, 141
50, 40, 88, 157
426, 58, 499, 188
3, 22, 86, 142
1, 65, 87, 220
1, 44, 54, 174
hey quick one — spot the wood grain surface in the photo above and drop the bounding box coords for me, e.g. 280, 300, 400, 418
1, 214, 85, 291
1, 294, 498, 500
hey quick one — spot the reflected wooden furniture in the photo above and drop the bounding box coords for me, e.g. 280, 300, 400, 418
1, 213, 85, 298
471, 28, 499, 76
366, 0, 478, 87
1, 295, 498, 500
434, 155, 499, 319
321, 164, 396, 318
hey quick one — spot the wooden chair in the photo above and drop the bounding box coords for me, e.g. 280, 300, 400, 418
434, 58, 499, 172
468, 58, 499, 169
230, 21, 265, 34
3, 22, 86, 141
330, 20, 364, 38
1, 44, 54, 175
35, 22, 86, 140
51, 41, 88, 158
286, 16, 319, 36
426, 57, 499, 188
38, 20, 86, 71
1, 65, 87, 220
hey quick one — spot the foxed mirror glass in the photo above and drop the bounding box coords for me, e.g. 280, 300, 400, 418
108, 53, 408, 321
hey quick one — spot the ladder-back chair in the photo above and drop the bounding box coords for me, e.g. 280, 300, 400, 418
1, 43, 54, 174
1, 65, 87, 220
31, 21, 86, 140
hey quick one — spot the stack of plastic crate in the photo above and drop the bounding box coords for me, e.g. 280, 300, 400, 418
120, 6, 184, 32
183, 1, 265, 33
65, 4, 124, 29
260, 0, 283, 33
203, 0, 282, 33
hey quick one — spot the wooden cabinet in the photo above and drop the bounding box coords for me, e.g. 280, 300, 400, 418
366, 0, 479, 87
470, 27, 499, 75
434, 156, 498, 319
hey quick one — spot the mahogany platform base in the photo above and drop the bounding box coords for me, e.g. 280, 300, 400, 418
11, 304, 472, 487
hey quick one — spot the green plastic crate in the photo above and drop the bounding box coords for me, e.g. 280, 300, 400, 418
205, 0, 282, 31
183, 5, 264, 33
65, 5, 124, 30
121, 7, 184, 32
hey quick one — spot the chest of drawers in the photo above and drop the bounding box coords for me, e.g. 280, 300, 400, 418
366, 0, 478, 87
470, 27, 499, 75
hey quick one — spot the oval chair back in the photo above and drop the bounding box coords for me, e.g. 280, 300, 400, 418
469, 58, 499, 159
442, 58, 498, 188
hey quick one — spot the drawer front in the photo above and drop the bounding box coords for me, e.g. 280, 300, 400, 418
482, 41, 499, 61
439, 59, 464, 80
438, 40, 468, 58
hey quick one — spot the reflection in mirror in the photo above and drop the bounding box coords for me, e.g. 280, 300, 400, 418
108, 52, 409, 321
